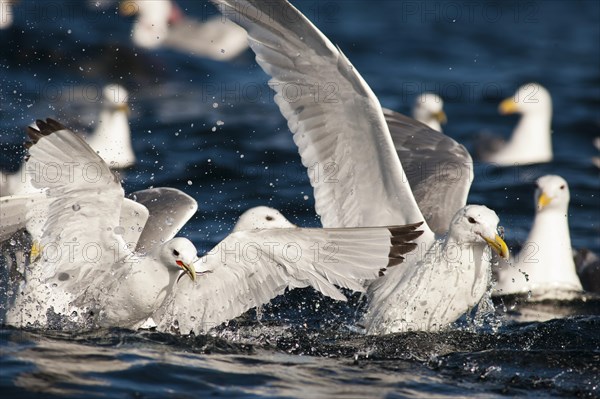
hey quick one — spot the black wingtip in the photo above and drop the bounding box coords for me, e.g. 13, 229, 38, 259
385, 221, 425, 269
24, 118, 67, 152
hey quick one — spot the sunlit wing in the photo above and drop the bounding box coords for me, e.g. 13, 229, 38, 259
155, 223, 423, 334
212, 0, 430, 238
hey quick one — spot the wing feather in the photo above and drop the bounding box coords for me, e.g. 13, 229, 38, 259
25, 119, 128, 286
128, 187, 198, 252
383, 108, 473, 234
212, 0, 429, 235
155, 223, 422, 334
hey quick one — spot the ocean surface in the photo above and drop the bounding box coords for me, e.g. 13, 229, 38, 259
1, 0, 599, 397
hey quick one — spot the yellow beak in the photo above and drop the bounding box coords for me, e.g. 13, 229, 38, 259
537, 192, 552, 210
176, 260, 196, 282
499, 97, 518, 115
115, 103, 130, 115
119, 1, 138, 16
433, 110, 447, 124
483, 234, 509, 259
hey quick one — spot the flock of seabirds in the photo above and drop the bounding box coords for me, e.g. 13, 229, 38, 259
0, 0, 599, 337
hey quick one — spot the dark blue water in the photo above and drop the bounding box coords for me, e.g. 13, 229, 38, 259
1, 0, 599, 397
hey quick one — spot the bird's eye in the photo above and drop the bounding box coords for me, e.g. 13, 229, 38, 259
172, 249, 180, 256
266, 216, 274, 221
560, 185, 565, 190
468, 217, 476, 224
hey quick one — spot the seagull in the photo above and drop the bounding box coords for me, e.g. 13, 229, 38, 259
85, 84, 136, 169
5, 119, 198, 329
222, 205, 508, 334
3, 119, 425, 333
478, 83, 553, 166
494, 175, 584, 300
120, 0, 248, 61
412, 93, 447, 132
210, 0, 509, 333
0, 84, 134, 196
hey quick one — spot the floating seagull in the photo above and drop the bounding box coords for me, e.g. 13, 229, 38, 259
412, 93, 446, 132
0, 84, 134, 196
120, 0, 248, 61
85, 84, 136, 169
494, 175, 584, 300
4, 119, 425, 333
211, 0, 509, 333
478, 83, 553, 166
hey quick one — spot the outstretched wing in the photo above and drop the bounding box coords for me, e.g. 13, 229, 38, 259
383, 109, 473, 235
25, 119, 127, 286
128, 187, 198, 252
211, 0, 429, 236
155, 223, 423, 335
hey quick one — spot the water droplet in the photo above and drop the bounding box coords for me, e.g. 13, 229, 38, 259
114, 226, 125, 235
72, 204, 81, 211
165, 217, 174, 226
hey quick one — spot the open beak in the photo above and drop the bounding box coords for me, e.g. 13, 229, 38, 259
537, 192, 552, 210
433, 110, 447, 124
483, 234, 509, 259
499, 98, 518, 115
176, 260, 196, 282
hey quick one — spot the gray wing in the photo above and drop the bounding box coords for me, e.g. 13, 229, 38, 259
574, 249, 600, 293
128, 187, 198, 252
383, 108, 473, 235
475, 132, 506, 162
155, 223, 423, 335
118, 198, 150, 250
211, 0, 430, 237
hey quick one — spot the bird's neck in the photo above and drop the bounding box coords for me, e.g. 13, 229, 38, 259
425, 119, 442, 132
88, 110, 134, 167
505, 111, 552, 161
527, 209, 574, 265
442, 236, 488, 269
91, 109, 130, 144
